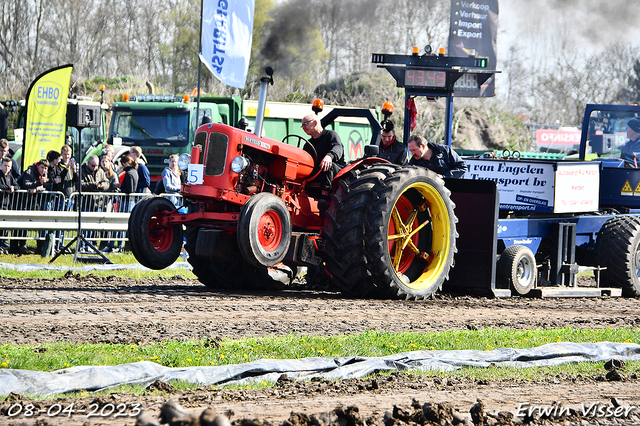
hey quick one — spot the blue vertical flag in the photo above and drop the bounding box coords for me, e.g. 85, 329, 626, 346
200, 0, 255, 89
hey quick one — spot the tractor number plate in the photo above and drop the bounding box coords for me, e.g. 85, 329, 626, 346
187, 164, 204, 184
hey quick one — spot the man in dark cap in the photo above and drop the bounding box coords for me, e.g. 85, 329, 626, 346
377, 120, 408, 165
621, 117, 640, 161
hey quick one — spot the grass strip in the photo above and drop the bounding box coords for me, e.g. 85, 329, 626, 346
1, 328, 638, 399
0, 251, 195, 280
1, 328, 637, 373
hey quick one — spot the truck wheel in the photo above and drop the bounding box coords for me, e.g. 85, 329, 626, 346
322, 164, 398, 298
237, 193, 292, 268
364, 166, 458, 299
128, 197, 182, 270
184, 225, 286, 291
595, 216, 640, 297
497, 245, 536, 295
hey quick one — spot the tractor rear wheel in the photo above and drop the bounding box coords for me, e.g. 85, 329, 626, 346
496, 245, 536, 295
595, 215, 640, 297
184, 225, 286, 291
322, 164, 397, 298
128, 197, 182, 270
322, 164, 457, 299
364, 166, 457, 299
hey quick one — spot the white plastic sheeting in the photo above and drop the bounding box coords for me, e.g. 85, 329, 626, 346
1, 341, 639, 397
0, 262, 192, 272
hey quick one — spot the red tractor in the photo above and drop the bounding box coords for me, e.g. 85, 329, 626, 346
128, 73, 458, 299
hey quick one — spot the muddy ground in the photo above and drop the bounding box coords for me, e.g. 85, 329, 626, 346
1, 273, 640, 425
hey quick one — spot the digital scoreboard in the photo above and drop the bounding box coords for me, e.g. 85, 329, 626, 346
404, 69, 447, 88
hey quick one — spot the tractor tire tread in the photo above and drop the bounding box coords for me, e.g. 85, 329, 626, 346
596, 215, 640, 297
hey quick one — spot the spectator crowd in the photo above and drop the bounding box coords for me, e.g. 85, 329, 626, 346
0, 141, 182, 256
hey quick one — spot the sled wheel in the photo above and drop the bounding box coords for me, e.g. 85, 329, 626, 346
596, 215, 640, 297
497, 245, 536, 295
237, 193, 292, 268
128, 197, 182, 269
364, 166, 458, 299
184, 225, 287, 291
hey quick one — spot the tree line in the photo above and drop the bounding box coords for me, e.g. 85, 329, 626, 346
2, 0, 640, 146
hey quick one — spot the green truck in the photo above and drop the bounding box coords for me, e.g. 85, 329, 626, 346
105, 94, 381, 188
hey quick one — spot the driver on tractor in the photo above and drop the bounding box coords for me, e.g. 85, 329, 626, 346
301, 113, 346, 200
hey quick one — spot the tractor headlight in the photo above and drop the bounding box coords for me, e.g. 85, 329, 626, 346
231, 156, 250, 173
178, 153, 191, 171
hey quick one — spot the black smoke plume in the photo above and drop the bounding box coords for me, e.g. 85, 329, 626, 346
259, 0, 318, 77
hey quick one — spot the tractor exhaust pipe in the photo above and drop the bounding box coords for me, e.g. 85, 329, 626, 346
254, 66, 274, 137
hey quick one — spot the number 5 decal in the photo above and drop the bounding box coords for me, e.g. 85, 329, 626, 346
187, 164, 204, 184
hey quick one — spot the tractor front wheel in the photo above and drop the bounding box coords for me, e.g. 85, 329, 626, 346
237, 193, 292, 268
128, 197, 183, 270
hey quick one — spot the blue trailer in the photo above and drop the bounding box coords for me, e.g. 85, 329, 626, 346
372, 49, 640, 298
454, 104, 640, 298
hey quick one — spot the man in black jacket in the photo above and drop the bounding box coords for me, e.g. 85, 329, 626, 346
19, 159, 49, 193
0, 157, 18, 253
301, 113, 346, 199
9, 159, 49, 254
43, 150, 67, 252
407, 134, 467, 179
378, 120, 408, 165
0, 139, 20, 180
0, 157, 18, 198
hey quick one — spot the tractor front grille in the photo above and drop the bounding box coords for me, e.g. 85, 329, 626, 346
205, 132, 228, 176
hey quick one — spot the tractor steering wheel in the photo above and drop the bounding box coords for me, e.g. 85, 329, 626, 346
282, 134, 317, 163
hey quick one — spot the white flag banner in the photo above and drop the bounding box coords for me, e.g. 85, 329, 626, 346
201, 0, 255, 89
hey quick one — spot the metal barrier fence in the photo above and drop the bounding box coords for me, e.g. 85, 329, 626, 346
0, 190, 183, 249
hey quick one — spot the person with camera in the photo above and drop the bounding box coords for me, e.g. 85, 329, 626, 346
9, 159, 49, 254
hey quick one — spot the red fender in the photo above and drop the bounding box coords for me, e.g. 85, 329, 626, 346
330, 157, 391, 192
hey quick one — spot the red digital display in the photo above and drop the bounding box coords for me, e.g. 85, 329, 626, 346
404, 70, 446, 88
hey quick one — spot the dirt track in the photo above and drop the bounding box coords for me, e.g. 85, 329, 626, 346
1, 273, 640, 425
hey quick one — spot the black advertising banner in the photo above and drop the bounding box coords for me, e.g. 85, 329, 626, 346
448, 1, 498, 97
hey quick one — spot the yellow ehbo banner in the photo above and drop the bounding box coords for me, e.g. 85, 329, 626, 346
24, 64, 73, 168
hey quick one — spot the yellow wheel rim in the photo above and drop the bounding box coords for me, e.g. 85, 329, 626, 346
387, 181, 451, 291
